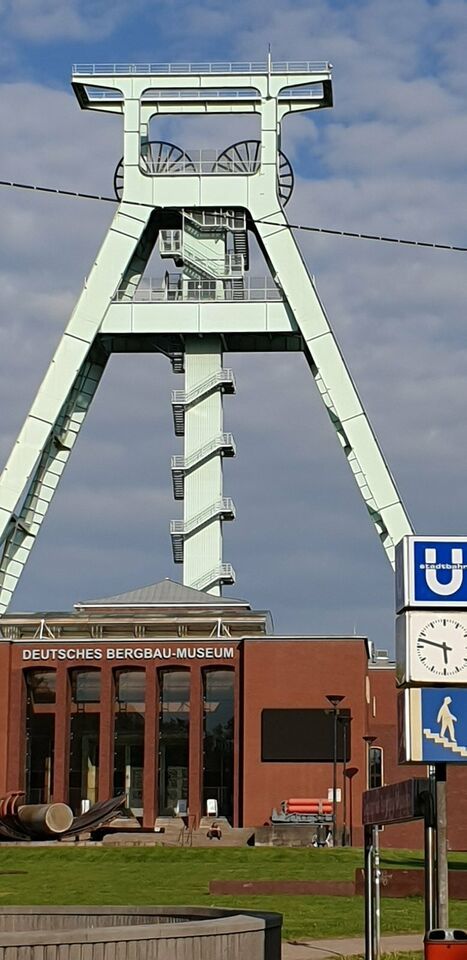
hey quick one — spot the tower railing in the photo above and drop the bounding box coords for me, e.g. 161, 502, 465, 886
73, 61, 332, 75
183, 210, 246, 231
82, 87, 324, 102
142, 150, 260, 175
113, 277, 282, 302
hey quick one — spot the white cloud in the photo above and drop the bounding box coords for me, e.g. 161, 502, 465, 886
4, 0, 139, 41
2, 2, 467, 647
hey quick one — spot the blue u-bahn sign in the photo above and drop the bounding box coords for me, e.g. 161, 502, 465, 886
396, 536, 467, 612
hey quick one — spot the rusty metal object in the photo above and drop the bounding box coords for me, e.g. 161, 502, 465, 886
0, 793, 127, 842
17, 804, 73, 836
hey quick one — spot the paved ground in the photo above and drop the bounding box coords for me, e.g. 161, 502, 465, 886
282, 933, 423, 959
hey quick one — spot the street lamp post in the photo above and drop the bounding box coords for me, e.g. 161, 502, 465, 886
344, 766, 358, 846
363, 735, 380, 960
338, 714, 352, 845
326, 694, 345, 846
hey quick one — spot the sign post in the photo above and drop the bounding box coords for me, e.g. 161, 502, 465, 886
436, 764, 449, 929
396, 535, 467, 933
363, 778, 434, 957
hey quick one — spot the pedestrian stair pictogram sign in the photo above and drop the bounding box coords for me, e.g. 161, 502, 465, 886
423, 729, 467, 758
399, 686, 467, 763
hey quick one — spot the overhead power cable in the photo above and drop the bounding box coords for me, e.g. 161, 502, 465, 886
258, 218, 467, 253
1, 177, 466, 254
0, 179, 116, 204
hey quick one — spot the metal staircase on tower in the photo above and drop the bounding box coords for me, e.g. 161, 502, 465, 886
171, 369, 236, 437
0, 58, 415, 611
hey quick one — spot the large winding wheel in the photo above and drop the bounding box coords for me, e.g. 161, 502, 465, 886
113, 141, 195, 200
213, 140, 294, 206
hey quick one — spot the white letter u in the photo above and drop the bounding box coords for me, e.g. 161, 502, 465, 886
425, 547, 464, 595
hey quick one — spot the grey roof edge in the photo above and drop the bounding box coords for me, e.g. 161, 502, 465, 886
75, 578, 250, 609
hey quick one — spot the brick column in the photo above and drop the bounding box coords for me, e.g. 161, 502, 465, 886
98, 665, 114, 801
188, 667, 203, 826
53, 667, 70, 802
233, 663, 241, 827
6, 657, 24, 793
143, 666, 157, 829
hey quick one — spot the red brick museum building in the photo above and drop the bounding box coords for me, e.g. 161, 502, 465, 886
0, 579, 466, 848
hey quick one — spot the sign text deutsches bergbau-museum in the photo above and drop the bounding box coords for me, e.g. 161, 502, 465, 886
22, 646, 235, 662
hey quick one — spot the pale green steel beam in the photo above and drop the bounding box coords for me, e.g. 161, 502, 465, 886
0, 345, 108, 612
254, 216, 414, 565
0, 203, 153, 611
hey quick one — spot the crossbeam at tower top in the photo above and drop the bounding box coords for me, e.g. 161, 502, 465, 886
72, 60, 333, 120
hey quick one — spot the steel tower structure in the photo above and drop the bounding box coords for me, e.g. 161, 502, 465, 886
0, 58, 413, 610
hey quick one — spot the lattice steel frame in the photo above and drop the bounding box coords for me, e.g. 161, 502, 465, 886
0, 60, 413, 610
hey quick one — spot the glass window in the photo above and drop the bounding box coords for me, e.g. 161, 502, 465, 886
71, 670, 101, 703
68, 670, 101, 814
69, 713, 100, 814
25, 672, 55, 803
158, 671, 190, 817
114, 671, 145, 815
369, 746, 383, 789
26, 670, 56, 704
116, 670, 146, 705
203, 670, 234, 822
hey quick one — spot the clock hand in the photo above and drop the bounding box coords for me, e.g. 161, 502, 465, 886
419, 638, 453, 653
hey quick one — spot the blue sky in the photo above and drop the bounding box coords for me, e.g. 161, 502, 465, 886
1, 0, 467, 650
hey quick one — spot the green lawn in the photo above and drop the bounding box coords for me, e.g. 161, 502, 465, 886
0, 847, 466, 942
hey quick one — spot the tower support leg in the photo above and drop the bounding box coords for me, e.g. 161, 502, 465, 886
255, 217, 414, 563
0, 203, 154, 611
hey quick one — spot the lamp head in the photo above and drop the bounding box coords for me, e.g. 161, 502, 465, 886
326, 694, 345, 708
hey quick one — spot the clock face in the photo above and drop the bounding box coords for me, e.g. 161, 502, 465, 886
416, 618, 467, 678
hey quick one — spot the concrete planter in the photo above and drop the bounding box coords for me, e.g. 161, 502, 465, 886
0, 906, 282, 959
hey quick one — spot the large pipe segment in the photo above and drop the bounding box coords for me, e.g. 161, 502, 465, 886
17, 803, 73, 836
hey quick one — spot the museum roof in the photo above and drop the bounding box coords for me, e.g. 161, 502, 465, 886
75, 578, 250, 609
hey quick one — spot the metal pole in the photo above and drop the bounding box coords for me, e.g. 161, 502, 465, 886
373, 825, 381, 960
349, 776, 353, 846
342, 720, 347, 846
332, 707, 338, 846
435, 763, 449, 929
424, 819, 436, 933
327, 695, 344, 848
364, 824, 374, 960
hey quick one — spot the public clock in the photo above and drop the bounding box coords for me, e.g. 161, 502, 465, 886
416, 618, 467, 677
396, 610, 467, 685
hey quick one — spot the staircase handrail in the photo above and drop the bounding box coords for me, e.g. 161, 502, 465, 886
171, 433, 235, 472
191, 563, 236, 591
172, 369, 235, 407
170, 498, 236, 537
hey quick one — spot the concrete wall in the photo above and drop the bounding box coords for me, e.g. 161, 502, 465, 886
0, 907, 282, 960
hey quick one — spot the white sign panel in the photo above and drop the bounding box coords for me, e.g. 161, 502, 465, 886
396, 609, 467, 686
396, 536, 467, 613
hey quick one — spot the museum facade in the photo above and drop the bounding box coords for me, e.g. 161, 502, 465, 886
0, 578, 466, 848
